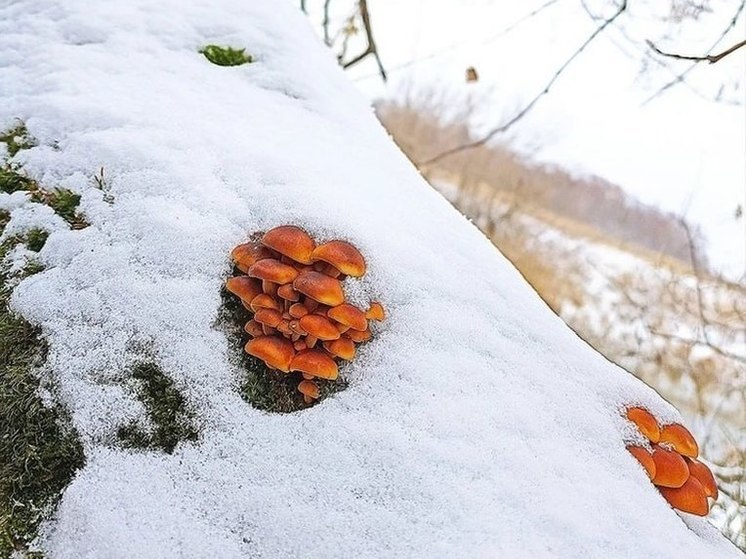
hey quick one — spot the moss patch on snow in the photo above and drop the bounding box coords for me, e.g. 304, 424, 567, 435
0, 122, 36, 158
24, 229, 49, 253
0, 239, 84, 557
117, 363, 199, 454
0, 122, 85, 556
199, 45, 253, 66
0, 165, 36, 195
30, 189, 86, 230
1, 123, 88, 230
0, 166, 87, 230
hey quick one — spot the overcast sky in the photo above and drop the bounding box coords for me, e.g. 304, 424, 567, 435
305, 0, 746, 280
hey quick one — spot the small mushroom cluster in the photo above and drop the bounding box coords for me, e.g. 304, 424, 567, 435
625, 407, 717, 516
226, 225, 385, 404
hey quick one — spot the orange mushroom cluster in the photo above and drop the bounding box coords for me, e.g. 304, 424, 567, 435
226, 225, 385, 404
625, 407, 717, 516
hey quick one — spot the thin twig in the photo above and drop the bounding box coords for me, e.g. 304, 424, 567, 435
323, 0, 333, 46
648, 328, 746, 364
418, 1, 628, 167
680, 218, 716, 346
341, 0, 386, 81
643, 0, 746, 105
647, 38, 746, 64
580, 0, 723, 103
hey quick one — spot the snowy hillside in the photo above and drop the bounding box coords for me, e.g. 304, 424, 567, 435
0, 0, 742, 557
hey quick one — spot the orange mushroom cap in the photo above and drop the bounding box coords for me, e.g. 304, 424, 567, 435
250, 293, 282, 312
627, 446, 656, 480
659, 423, 699, 458
289, 349, 339, 380
231, 242, 275, 273
289, 303, 309, 319
299, 314, 341, 341
261, 225, 316, 265
277, 283, 300, 301
328, 303, 368, 332
365, 302, 385, 321
248, 258, 299, 285
297, 380, 320, 400
245, 336, 295, 372
651, 445, 690, 488
244, 320, 264, 337
346, 328, 372, 343
625, 407, 661, 443
310, 240, 366, 277
254, 308, 283, 328
226, 276, 262, 304
323, 338, 356, 360
686, 458, 718, 499
293, 270, 345, 306
658, 476, 710, 516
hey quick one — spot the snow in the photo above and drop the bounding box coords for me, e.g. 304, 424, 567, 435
0, 0, 741, 557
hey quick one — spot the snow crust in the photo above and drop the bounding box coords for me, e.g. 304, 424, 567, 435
0, 0, 740, 557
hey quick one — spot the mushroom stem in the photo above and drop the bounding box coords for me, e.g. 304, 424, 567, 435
262, 280, 277, 297
304, 297, 320, 313
322, 263, 341, 278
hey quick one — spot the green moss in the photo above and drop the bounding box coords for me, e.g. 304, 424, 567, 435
117, 363, 199, 454
0, 165, 35, 195
0, 120, 88, 556
0, 167, 86, 230
0, 227, 84, 557
25, 229, 49, 253
220, 276, 348, 414
199, 45, 253, 67
22, 261, 45, 278
30, 189, 87, 229
0, 152, 88, 230
0, 122, 36, 159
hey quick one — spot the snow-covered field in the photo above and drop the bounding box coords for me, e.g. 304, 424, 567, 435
0, 0, 742, 557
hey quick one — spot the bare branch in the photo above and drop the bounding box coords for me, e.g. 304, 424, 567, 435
647, 38, 746, 64
340, 0, 386, 81
648, 328, 746, 364
323, 0, 333, 46
418, 1, 628, 167
643, 0, 746, 105
300, 0, 307, 15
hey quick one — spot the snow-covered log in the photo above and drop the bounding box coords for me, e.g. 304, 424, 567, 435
0, 0, 740, 557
